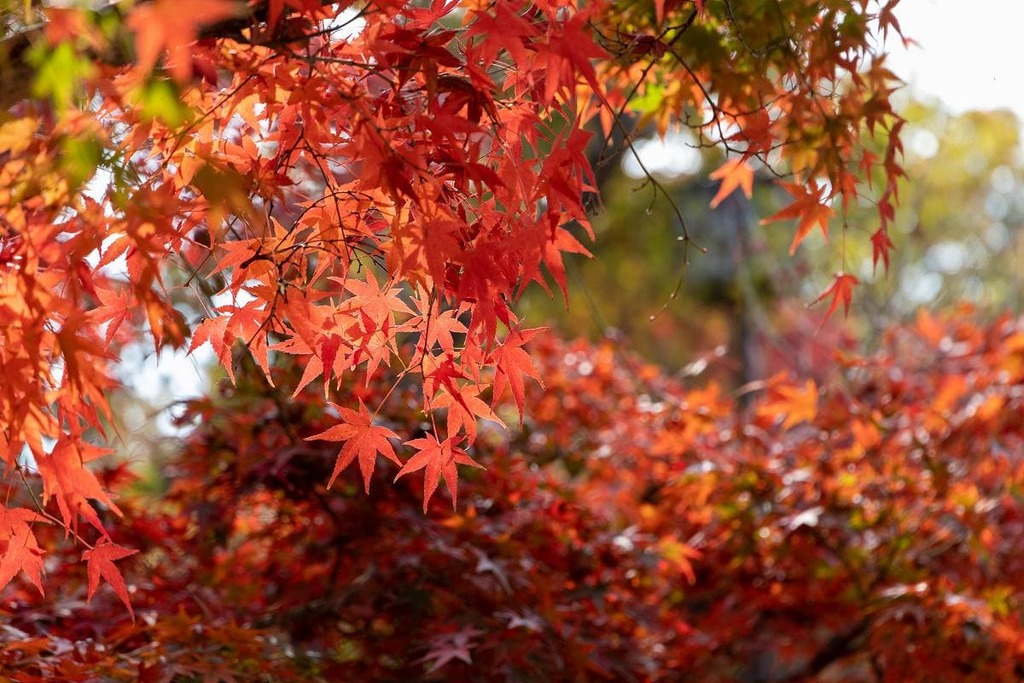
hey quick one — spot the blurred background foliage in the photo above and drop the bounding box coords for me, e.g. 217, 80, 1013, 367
518, 99, 1024, 382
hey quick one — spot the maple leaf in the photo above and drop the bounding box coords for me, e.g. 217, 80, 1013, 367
417, 627, 484, 673
90, 288, 135, 346
871, 227, 895, 272
395, 434, 484, 512
127, 0, 239, 82
465, 1, 538, 68
292, 354, 324, 398
657, 536, 701, 584
424, 310, 469, 355
432, 387, 505, 443
760, 377, 818, 430
409, 300, 468, 356
761, 181, 835, 255
0, 508, 49, 596
728, 110, 772, 156
83, 540, 139, 619
36, 440, 123, 531
189, 316, 235, 383
335, 269, 413, 326
424, 353, 473, 409
878, 0, 906, 42
491, 328, 543, 421
811, 272, 859, 323
709, 159, 755, 208
306, 401, 401, 492
541, 225, 592, 304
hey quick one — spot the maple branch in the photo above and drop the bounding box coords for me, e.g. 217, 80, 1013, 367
771, 616, 871, 683
16, 468, 96, 550
591, 9, 700, 172
720, 0, 791, 60
609, 113, 703, 264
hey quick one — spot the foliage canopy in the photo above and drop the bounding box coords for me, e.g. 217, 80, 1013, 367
2, 312, 1023, 681
0, 0, 905, 617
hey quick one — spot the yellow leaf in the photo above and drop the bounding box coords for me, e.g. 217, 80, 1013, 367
0, 117, 37, 155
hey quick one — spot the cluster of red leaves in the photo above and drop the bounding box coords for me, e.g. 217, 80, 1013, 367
0, 310, 1021, 681
1, 0, 905, 601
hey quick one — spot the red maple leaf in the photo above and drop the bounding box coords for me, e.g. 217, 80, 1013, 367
0, 507, 49, 596
871, 227, 895, 272
491, 328, 543, 421
424, 355, 471, 410
811, 272, 859, 323
83, 540, 139, 619
335, 269, 413, 326
37, 440, 123, 530
306, 401, 402, 492
432, 387, 505, 442
395, 434, 484, 512
90, 288, 135, 347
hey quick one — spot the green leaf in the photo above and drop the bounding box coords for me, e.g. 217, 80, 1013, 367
60, 135, 103, 189
132, 79, 192, 127
630, 83, 665, 115
28, 42, 96, 108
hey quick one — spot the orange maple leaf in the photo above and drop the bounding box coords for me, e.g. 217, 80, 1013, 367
776, 379, 818, 430
709, 159, 754, 208
0, 507, 49, 596
83, 540, 139, 619
409, 302, 468, 356
395, 434, 484, 512
127, 0, 240, 82
761, 181, 834, 255
759, 377, 818, 430
307, 401, 402, 492
36, 440, 123, 531
188, 316, 235, 383
335, 269, 413, 326
812, 272, 859, 323
90, 289, 134, 347
657, 536, 701, 584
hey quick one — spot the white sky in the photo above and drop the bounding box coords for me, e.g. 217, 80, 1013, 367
886, 0, 1024, 116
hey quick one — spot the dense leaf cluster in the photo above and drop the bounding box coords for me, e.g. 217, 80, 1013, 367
0, 0, 905, 595
1, 312, 1021, 681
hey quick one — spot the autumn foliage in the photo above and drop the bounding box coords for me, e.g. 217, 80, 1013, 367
0, 0, 908, 573
0, 0, 951, 673
0, 311, 1021, 681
